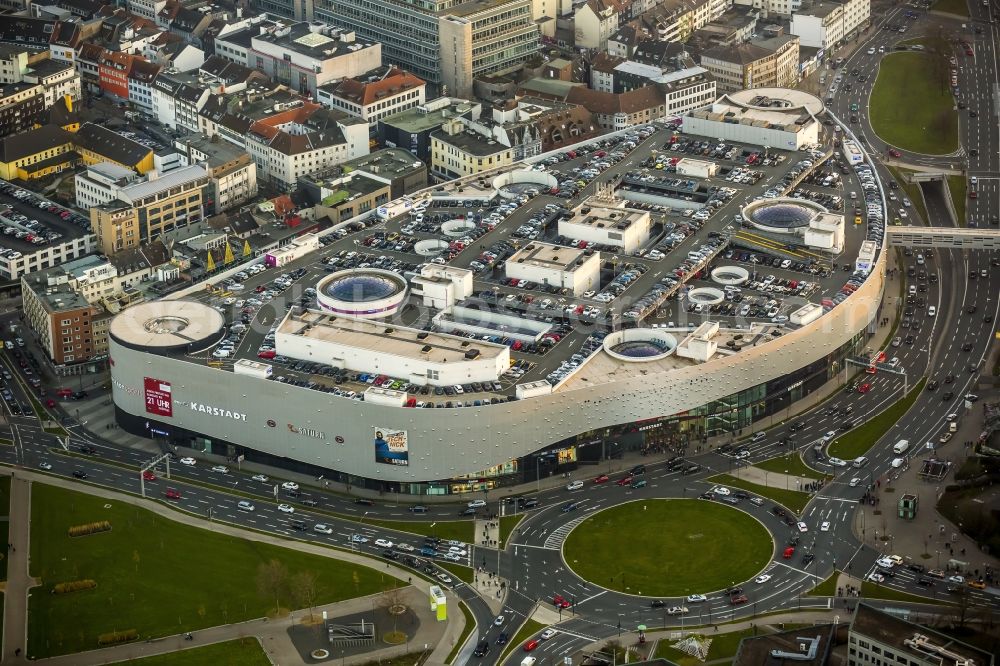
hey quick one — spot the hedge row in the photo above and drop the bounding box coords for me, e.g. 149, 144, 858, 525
68, 521, 112, 537
97, 629, 138, 646
51, 579, 97, 595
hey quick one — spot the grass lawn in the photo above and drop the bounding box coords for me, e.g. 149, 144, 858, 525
947, 175, 967, 226
119, 638, 270, 665
28, 483, 393, 658
933, 0, 969, 15
708, 474, 812, 514
654, 627, 756, 665
809, 570, 840, 597
828, 378, 926, 460
887, 167, 929, 224
870, 53, 958, 155
753, 453, 828, 481
497, 618, 545, 664
861, 581, 946, 604
564, 500, 772, 597
446, 602, 476, 664
366, 517, 472, 544
437, 561, 474, 585
499, 514, 524, 547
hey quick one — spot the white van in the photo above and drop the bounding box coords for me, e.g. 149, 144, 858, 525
852, 456, 869, 468
893, 440, 910, 454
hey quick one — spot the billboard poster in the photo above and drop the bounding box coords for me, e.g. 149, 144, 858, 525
374, 427, 409, 466
144, 377, 173, 417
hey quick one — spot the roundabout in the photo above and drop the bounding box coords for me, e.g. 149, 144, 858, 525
562, 499, 774, 598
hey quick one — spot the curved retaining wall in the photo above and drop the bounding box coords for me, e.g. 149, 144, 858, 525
109, 249, 885, 482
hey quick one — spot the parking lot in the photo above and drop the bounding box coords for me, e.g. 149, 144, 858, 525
177, 119, 883, 407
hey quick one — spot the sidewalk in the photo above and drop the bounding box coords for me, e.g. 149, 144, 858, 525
849, 403, 1000, 579
0, 469, 465, 666
1, 475, 34, 662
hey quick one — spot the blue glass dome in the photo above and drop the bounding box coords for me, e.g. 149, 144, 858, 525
326, 275, 401, 302
611, 340, 669, 357
748, 202, 815, 228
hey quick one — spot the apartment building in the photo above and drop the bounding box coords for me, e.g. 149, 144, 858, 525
175, 135, 259, 214
431, 117, 516, 180
317, 66, 426, 124
700, 34, 799, 92
789, 0, 870, 49
78, 162, 210, 255
20, 274, 104, 374
245, 22, 381, 97
314, 0, 538, 97
245, 102, 362, 189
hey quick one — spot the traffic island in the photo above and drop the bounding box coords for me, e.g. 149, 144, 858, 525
563, 500, 773, 597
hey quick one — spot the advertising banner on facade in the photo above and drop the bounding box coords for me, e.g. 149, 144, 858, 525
144, 377, 173, 417
374, 427, 409, 466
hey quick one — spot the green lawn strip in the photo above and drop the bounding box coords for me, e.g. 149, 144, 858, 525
0, 438, 12, 446
445, 602, 477, 664
117, 637, 270, 665
654, 627, 756, 664
437, 561, 474, 585
366, 518, 472, 544
887, 167, 930, 225
869, 53, 958, 154
707, 474, 811, 514
498, 514, 524, 547
28, 483, 396, 658
932, 0, 969, 16
352, 656, 425, 666
48, 448, 475, 543
808, 570, 839, 596
861, 581, 948, 604
497, 618, 545, 664
753, 453, 829, 481
828, 378, 926, 460
946, 175, 967, 226
564, 500, 773, 597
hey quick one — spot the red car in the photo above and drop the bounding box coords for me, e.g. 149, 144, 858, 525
888, 149, 901, 158
783, 546, 795, 559
524, 639, 540, 652
858, 383, 871, 394
163, 488, 181, 500
56, 388, 73, 398
616, 475, 634, 486
258, 350, 276, 359
730, 594, 748, 605
969, 191, 977, 199
552, 594, 570, 608
44, 399, 56, 408
142, 471, 157, 481
593, 474, 610, 484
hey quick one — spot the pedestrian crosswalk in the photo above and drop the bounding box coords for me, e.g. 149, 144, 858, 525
544, 516, 587, 549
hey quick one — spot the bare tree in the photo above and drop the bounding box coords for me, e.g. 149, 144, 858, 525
256, 559, 289, 615
291, 570, 319, 622
381, 582, 408, 634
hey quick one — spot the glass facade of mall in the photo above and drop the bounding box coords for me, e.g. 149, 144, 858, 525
144, 325, 870, 496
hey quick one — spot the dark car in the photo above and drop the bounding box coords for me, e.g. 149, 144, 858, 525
650, 600, 666, 608
496, 632, 508, 645
354, 498, 375, 506
77, 444, 97, 455
473, 639, 490, 657
561, 502, 580, 513
408, 505, 429, 513
72, 469, 87, 479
